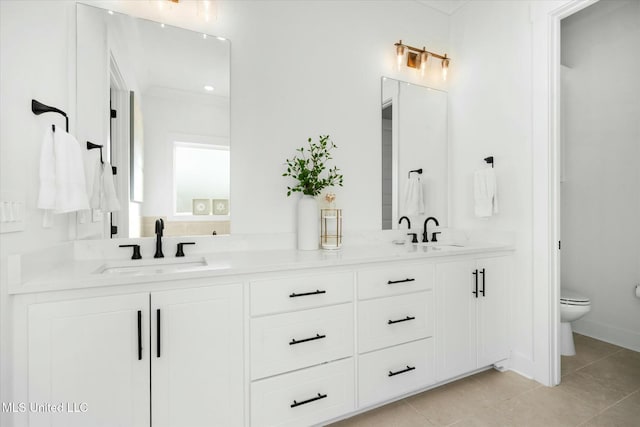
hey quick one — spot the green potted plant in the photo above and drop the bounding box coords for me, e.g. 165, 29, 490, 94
283, 135, 343, 250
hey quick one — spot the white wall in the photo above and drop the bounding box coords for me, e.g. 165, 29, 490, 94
560, 0, 640, 351
221, 0, 449, 234
449, 1, 535, 375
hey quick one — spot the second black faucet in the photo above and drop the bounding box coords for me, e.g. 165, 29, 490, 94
154, 218, 164, 258
422, 217, 440, 243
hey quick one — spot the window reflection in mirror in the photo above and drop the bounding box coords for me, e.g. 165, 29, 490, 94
174, 142, 230, 216
76, 4, 230, 239
381, 77, 448, 230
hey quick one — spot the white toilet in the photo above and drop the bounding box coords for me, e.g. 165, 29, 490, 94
560, 289, 591, 356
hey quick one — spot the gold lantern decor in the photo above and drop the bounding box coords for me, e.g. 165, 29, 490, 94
320, 193, 342, 250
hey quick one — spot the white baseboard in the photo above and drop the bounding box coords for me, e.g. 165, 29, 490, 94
509, 351, 536, 381
573, 319, 640, 352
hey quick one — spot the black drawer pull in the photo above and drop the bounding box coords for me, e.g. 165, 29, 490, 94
137, 310, 142, 361
472, 269, 479, 298
289, 333, 326, 345
289, 289, 326, 298
480, 268, 486, 297
387, 278, 415, 285
156, 309, 161, 358
291, 393, 327, 408
388, 316, 416, 325
388, 365, 416, 377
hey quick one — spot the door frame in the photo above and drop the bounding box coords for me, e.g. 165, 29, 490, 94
531, 0, 599, 386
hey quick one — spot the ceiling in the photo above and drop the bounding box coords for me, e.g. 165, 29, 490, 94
416, 0, 470, 15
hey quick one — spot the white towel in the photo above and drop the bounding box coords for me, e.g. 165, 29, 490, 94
37, 128, 90, 226
474, 168, 498, 217
101, 162, 120, 212
89, 161, 120, 212
404, 174, 424, 215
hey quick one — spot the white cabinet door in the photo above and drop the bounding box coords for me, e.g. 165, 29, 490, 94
435, 260, 477, 381
151, 284, 243, 427
28, 293, 150, 427
476, 257, 509, 367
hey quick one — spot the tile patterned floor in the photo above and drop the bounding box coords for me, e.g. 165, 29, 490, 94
328, 334, 640, 427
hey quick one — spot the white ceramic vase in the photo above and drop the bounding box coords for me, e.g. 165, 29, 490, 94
297, 195, 319, 250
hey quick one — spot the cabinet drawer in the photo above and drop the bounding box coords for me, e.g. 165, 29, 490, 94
358, 262, 434, 300
251, 358, 354, 427
251, 272, 353, 316
358, 291, 433, 353
358, 339, 434, 408
251, 303, 353, 379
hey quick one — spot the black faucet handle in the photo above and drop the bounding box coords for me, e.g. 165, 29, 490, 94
407, 233, 418, 244
431, 232, 442, 243
119, 244, 142, 260
176, 242, 196, 257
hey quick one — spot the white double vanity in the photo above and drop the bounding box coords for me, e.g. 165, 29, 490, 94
7, 238, 513, 427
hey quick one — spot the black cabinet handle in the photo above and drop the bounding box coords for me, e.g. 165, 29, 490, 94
291, 393, 327, 408
388, 316, 416, 325
156, 309, 161, 358
137, 310, 142, 360
387, 278, 415, 285
480, 268, 486, 297
289, 333, 326, 345
388, 365, 416, 377
289, 289, 326, 298
472, 269, 478, 298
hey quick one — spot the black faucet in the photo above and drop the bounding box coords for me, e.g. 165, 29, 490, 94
398, 216, 411, 229
154, 218, 164, 258
422, 216, 440, 243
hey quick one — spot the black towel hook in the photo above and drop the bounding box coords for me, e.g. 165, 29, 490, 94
408, 168, 423, 179
31, 99, 69, 132
484, 156, 494, 168
87, 141, 104, 164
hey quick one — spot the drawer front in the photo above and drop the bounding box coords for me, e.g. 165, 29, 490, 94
251, 272, 353, 316
358, 262, 434, 300
251, 304, 354, 379
358, 339, 434, 408
251, 358, 355, 427
358, 291, 433, 353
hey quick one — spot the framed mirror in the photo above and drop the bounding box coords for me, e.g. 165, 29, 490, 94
76, 4, 230, 239
381, 77, 448, 230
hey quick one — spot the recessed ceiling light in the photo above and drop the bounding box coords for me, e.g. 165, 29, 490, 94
160, 23, 165, 28
107, 10, 114, 15
202, 34, 207, 40
204, 85, 214, 92
216, 36, 226, 41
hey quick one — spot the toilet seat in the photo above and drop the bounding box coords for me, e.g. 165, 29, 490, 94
560, 289, 590, 306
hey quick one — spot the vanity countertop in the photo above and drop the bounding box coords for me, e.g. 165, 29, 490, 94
10, 241, 514, 295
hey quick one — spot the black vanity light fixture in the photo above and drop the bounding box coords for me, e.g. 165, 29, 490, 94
394, 40, 450, 80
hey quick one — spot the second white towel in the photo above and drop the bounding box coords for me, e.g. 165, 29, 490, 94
474, 168, 498, 217
404, 173, 425, 215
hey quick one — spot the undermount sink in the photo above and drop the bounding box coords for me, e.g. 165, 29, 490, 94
94, 257, 210, 276
416, 242, 465, 249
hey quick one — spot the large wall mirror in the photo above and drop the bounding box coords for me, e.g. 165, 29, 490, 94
77, 4, 230, 239
381, 77, 448, 230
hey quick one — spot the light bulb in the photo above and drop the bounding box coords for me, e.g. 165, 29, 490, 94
442, 57, 450, 81
420, 51, 429, 77
396, 43, 405, 70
